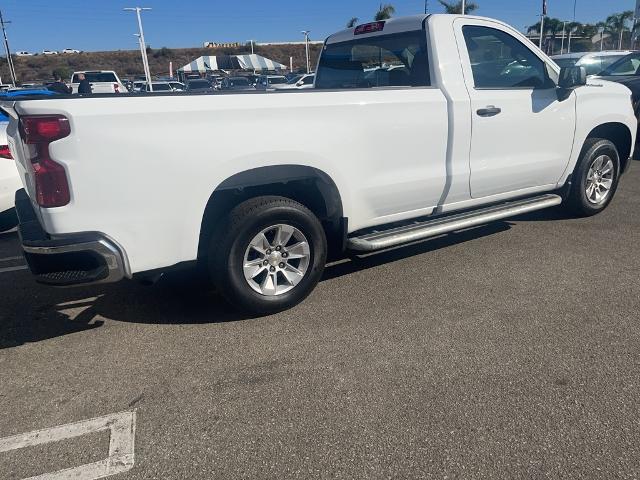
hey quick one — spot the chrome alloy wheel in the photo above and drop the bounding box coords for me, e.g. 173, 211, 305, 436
243, 224, 311, 296
585, 155, 614, 205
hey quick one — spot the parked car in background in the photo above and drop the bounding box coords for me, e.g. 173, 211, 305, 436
0, 109, 19, 232
42, 50, 58, 55
593, 51, 640, 119
15, 51, 33, 57
62, 48, 81, 54
219, 77, 255, 91
144, 82, 175, 93
186, 79, 214, 93
132, 81, 146, 92
254, 75, 288, 90
551, 51, 633, 76
273, 74, 315, 90
168, 81, 185, 91
70, 70, 127, 94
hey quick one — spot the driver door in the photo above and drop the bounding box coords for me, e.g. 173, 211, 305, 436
455, 19, 576, 198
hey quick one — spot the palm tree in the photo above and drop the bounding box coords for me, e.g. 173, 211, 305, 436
606, 11, 633, 49
346, 17, 359, 28
374, 3, 395, 21
438, 0, 478, 14
527, 17, 563, 54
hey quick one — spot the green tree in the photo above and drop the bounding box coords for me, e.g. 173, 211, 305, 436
438, 0, 478, 14
374, 4, 395, 21
606, 11, 633, 49
347, 17, 359, 28
527, 17, 563, 54
52, 66, 72, 81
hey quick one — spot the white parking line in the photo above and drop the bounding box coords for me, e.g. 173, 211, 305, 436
0, 265, 28, 274
0, 256, 24, 262
0, 410, 137, 479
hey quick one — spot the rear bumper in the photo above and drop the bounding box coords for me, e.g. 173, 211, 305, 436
15, 189, 128, 286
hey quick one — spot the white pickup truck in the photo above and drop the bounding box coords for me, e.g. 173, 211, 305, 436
3, 15, 637, 314
69, 70, 127, 94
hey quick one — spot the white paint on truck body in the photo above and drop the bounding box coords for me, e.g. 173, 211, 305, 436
4, 14, 637, 276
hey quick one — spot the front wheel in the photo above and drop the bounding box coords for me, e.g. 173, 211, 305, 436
209, 196, 327, 315
565, 138, 621, 217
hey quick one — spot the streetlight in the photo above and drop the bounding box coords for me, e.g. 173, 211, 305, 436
561, 21, 568, 54
301, 30, 311, 74
125, 7, 153, 91
461, 0, 466, 14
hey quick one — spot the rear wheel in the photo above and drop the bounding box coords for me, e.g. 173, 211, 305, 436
565, 138, 620, 217
209, 196, 327, 314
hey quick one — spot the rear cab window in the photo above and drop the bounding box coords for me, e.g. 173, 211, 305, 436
315, 30, 430, 89
72, 72, 118, 83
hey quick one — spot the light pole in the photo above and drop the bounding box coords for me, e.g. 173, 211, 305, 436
461, 0, 466, 14
247, 39, 254, 55
125, 7, 153, 91
598, 26, 605, 51
301, 30, 311, 74
0, 9, 17, 86
560, 21, 568, 54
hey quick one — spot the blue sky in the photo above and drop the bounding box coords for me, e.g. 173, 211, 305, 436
2, 0, 637, 52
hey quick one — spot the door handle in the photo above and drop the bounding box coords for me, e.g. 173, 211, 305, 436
477, 106, 502, 117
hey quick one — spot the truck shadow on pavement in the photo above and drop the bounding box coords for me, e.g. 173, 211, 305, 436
1, 222, 513, 349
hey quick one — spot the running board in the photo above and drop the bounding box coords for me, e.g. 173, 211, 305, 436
347, 194, 562, 252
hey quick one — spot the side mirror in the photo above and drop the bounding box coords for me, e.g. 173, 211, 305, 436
558, 66, 587, 89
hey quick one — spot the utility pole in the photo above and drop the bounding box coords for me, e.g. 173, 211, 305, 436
301, 30, 311, 74
560, 21, 567, 53
539, 0, 547, 50
461, 0, 466, 14
125, 7, 153, 91
424, 0, 428, 14
0, 9, 17, 86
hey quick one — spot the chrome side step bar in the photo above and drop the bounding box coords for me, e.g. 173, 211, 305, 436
347, 194, 562, 252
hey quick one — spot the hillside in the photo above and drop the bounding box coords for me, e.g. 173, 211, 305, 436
0, 44, 324, 84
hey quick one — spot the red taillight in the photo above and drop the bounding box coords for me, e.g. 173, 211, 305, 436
354, 21, 385, 35
0, 145, 11, 159
114, 83, 120, 93
19, 115, 71, 208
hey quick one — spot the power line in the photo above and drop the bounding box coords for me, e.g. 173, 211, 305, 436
0, 9, 17, 86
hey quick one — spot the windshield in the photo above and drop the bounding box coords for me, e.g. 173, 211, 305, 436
150, 83, 172, 91
600, 53, 640, 76
553, 58, 579, 69
72, 72, 118, 83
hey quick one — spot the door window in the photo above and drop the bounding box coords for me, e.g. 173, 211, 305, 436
463, 26, 548, 89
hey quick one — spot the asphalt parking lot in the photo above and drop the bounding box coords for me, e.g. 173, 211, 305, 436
1, 162, 639, 479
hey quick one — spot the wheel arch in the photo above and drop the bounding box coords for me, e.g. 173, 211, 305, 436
198, 165, 346, 260
585, 122, 633, 172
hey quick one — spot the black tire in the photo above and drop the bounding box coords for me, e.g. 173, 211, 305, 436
208, 196, 327, 315
565, 138, 621, 217
0, 208, 18, 233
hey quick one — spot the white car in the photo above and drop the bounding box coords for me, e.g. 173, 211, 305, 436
0, 118, 20, 232
15, 51, 33, 57
70, 70, 127, 94
143, 82, 175, 93
3, 15, 636, 314
42, 50, 58, 55
551, 51, 634, 76
272, 74, 315, 90
62, 49, 80, 54
254, 75, 288, 90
